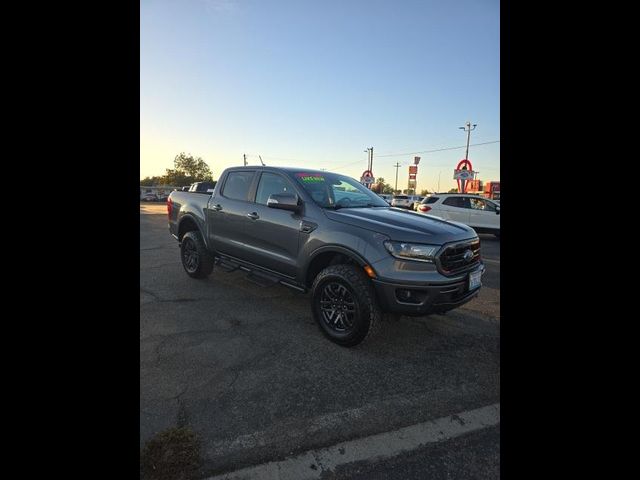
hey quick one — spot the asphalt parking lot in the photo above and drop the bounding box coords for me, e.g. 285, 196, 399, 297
140, 202, 500, 479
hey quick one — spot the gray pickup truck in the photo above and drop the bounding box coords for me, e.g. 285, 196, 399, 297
168, 166, 484, 346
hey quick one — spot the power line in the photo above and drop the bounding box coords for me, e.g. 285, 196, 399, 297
324, 159, 365, 171
241, 139, 499, 171
375, 140, 500, 158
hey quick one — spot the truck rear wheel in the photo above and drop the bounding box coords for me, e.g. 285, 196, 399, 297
311, 264, 383, 347
180, 231, 214, 279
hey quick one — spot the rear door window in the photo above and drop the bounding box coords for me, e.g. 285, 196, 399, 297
443, 197, 471, 208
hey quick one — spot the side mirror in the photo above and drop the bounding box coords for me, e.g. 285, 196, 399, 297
267, 193, 300, 212
496, 206, 500, 214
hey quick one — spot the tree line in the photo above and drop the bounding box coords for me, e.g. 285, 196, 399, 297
140, 153, 214, 186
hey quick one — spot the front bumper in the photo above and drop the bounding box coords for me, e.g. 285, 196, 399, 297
372, 263, 485, 316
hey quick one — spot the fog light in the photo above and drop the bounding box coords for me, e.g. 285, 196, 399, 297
397, 289, 412, 301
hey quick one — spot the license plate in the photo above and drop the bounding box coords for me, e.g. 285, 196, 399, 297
469, 270, 482, 290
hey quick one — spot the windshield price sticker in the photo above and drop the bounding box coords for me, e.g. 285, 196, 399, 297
297, 173, 325, 182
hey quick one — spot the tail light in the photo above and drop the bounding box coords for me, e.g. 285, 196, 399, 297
167, 197, 173, 219
419, 205, 431, 212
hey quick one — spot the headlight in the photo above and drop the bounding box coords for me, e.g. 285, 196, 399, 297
383, 241, 439, 263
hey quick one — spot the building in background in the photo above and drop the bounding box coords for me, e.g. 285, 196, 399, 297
463, 179, 500, 201
483, 181, 500, 200
466, 179, 483, 195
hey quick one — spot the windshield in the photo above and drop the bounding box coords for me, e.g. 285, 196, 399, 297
293, 171, 389, 209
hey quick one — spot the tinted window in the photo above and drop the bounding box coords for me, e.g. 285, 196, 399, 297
443, 197, 471, 208
424, 196, 439, 204
255, 173, 296, 205
394, 195, 408, 199
222, 171, 254, 201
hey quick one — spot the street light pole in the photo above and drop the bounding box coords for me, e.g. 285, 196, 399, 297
459, 121, 477, 160
364, 147, 374, 172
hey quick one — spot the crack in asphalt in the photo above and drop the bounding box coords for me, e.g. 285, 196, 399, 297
141, 263, 180, 270
140, 287, 162, 302
140, 287, 215, 304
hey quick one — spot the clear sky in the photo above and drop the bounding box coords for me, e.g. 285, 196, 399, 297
141, 0, 499, 191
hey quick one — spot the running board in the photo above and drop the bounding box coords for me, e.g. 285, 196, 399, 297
214, 256, 308, 293
215, 258, 240, 273
246, 271, 279, 287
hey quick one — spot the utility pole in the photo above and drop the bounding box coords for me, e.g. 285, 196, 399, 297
393, 162, 401, 193
458, 121, 477, 160
364, 147, 374, 189
364, 147, 374, 171
243, 153, 247, 166
438, 171, 441, 192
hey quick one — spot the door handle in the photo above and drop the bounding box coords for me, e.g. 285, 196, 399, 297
211, 204, 222, 211
247, 212, 259, 220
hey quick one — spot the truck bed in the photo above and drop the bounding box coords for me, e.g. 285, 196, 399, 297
167, 191, 211, 240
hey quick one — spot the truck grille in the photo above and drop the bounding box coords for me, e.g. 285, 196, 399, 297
436, 239, 481, 275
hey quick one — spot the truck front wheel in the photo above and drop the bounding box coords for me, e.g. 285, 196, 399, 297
180, 231, 214, 279
311, 264, 383, 347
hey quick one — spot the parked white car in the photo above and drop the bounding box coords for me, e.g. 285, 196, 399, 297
391, 194, 421, 209
141, 193, 159, 202
417, 194, 500, 237
378, 193, 393, 204
411, 196, 425, 210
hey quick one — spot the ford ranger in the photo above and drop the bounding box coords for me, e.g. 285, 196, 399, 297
167, 166, 484, 347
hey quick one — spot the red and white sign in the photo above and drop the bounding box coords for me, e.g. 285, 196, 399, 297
455, 159, 475, 193
360, 170, 375, 185
453, 169, 474, 180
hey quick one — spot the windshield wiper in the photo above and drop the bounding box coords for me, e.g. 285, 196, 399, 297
328, 203, 383, 209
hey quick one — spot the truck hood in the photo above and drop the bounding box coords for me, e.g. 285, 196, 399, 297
324, 207, 477, 245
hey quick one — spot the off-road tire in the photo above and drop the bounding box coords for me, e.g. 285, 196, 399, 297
180, 230, 214, 279
311, 264, 383, 347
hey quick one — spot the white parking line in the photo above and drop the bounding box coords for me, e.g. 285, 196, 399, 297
483, 258, 500, 264
206, 403, 500, 480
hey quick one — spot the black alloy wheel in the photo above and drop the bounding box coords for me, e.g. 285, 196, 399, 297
319, 282, 358, 333
182, 237, 199, 273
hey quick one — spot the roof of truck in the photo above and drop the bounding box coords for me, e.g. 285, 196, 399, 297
226, 165, 333, 175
